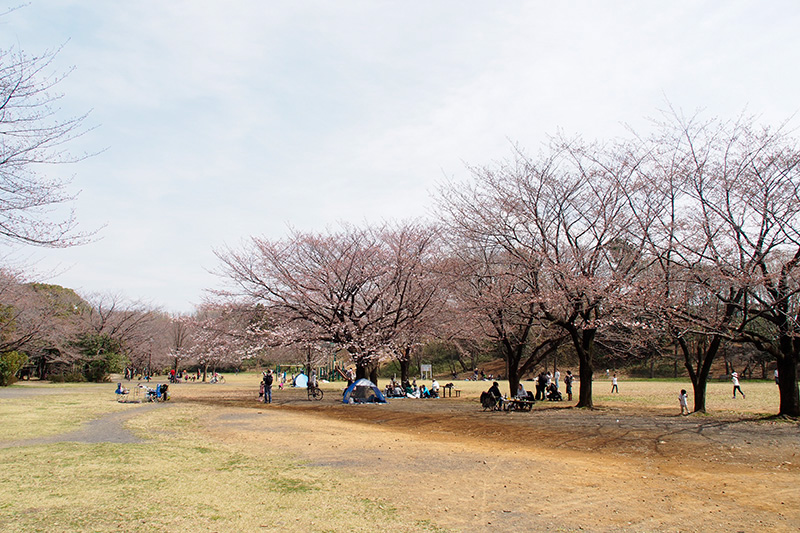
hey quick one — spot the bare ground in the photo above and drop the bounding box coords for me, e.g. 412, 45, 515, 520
181, 385, 800, 532
4, 382, 798, 531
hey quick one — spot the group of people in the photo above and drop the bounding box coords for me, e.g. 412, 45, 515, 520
471, 368, 497, 381
481, 370, 576, 409
532, 370, 575, 401
385, 378, 442, 398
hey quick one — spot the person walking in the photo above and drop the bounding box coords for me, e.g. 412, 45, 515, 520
611, 373, 619, 393
732, 372, 745, 398
263, 370, 274, 404
679, 389, 690, 415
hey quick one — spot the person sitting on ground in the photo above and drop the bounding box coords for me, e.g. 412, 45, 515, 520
431, 378, 440, 398
420, 384, 431, 398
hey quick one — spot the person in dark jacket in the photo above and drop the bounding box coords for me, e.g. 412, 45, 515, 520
263, 370, 274, 404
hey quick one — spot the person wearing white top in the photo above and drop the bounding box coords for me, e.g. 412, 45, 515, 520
732, 372, 745, 398
679, 389, 690, 415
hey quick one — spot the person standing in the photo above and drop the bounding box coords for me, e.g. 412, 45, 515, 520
263, 370, 274, 404
774, 368, 779, 385
611, 373, 619, 393
564, 370, 574, 401
679, 389, 690, 415
554, 369, 561, 390
732, 371, 745, 398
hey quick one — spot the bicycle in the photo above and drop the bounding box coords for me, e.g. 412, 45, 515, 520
307, 384, 324, 401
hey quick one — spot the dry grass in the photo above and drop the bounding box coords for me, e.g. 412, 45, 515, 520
0, 385, 445, 532
0, 374, 793, 532
0, 385, 135, 441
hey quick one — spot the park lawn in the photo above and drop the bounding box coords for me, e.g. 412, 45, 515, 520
116, 371, 786, 415
0, 393, 445, 533
0, 384, 136, 441
202, 370, 784, 415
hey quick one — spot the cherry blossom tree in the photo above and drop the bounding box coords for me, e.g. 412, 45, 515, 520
437, 241, 565, 396
437, 141, 651, 407
215, 221, 442, 381
0, 28, 94, 247
628, 110, 800, 416
188, 306, 250, 381
167, 314, 194, 373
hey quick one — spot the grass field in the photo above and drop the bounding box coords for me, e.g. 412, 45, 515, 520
0, 374, 796, 532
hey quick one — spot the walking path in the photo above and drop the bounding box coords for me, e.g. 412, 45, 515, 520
0, 387, 168, 448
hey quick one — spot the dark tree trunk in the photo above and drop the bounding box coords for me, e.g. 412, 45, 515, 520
572, 327, 596, 409
680, 335, 721, 414
776, 350, 800, 417
399, 358, 410, 384
507, 360, 521, 399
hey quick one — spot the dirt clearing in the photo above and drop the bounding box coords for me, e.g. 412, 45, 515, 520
181, 382, 800, 532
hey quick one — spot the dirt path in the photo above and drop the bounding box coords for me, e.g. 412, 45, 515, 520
187, 387, 800, 532
0, 402, 168, 449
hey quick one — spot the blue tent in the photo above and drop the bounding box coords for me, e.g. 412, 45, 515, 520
342, 378, 387, 404
293, 373, 308, 388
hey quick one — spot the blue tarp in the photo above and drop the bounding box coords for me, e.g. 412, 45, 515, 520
342, 378, 387, 404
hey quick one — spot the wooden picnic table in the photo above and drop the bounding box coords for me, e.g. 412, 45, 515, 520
501, 398, 534, 411
440, 386, 462, 398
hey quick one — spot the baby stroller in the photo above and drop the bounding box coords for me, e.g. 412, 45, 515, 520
546, 384, 563, 401
144, 384, 170, 402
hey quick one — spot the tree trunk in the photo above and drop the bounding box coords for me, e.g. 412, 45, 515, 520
399, 358, 410, 384
369, 366, 378, 386
681, 335, 720, 414
574, 328, 596, 408
776, 353, 800, 417
507, 362, 521, 399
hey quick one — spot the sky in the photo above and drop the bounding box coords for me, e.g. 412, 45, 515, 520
2, 1, 799, 313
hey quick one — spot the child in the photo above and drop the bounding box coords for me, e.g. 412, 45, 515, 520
679, 389, 689, 415
732, 371, 745, 398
